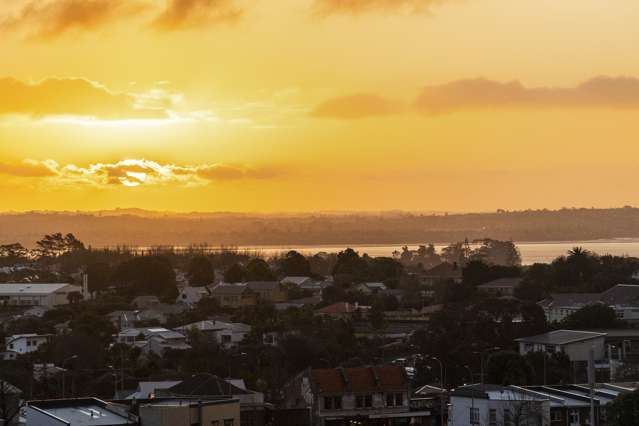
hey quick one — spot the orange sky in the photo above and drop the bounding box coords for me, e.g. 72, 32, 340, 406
2, 0, 639, 212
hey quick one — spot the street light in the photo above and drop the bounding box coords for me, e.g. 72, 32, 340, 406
61, 355, 78, 398
429, 356, 446, 426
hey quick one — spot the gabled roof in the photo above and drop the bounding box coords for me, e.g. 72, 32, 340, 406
281, 276, 312, 286
423, 262, 462, 278
310, 366, 407, 394
125, 381, 182, 399
315, 302, 368, 315
477, 277, 523, 289
538, 293, 599, 308
515, 330, 606, 345
599, 284, 639, 306
167, 374, 250, 396
211, 283, 250, 296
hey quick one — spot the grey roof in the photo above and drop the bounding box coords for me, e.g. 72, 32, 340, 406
246, 281, 280, 291
600, 284, 639, 306
280, 276, 312, 286
515, 330, 606, 345
0, 283, 77, 295
28, 398, 134, 425
211, 283, 250, 296
477, 277, 523, 289
539, 293, 599, 308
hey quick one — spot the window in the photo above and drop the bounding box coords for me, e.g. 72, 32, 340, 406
551, 411, 561, 421
324, 396, 341, 410
324, 397, 333, 410
504, 409, 512, 425
333, 396, 342, 409
569, 409, 579, 424
211, 422, 219, 426
356, 395, 364, 408
364, 394, 372, 408
469, 407, 479, 425
489, 409, 497, 425
223, 420, 234, 426
386, 393, 394, 406
394, 393, 403, 406
221, 335, 232, 343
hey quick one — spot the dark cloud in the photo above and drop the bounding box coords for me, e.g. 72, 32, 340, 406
310, 93, 401, 119
151, 0, 243, 31
0, 0, 148, 40
0, 160, 57, 178
415, 76, 639, 113
313, 0, 448, 16
312, 76, 639, 119
0, 77, 167, 119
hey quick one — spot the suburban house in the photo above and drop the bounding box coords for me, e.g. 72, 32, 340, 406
5, 333, 52, 356
124, 381, 182, 399
420, 262, 463, 286
356, 282, 388, 295
314, 302, 371, 319
477, 277, 523, 297
246, 281, 287, 303
116, 327, 191, 355
448, 384, 550, 426
281, 365, 430, 426
175, 320, 251, 348
0, 283, 83, 308
175, 286, 210, 307
515, 330, 607, 362
210, 283, 257, 308
539, 284, 639, 324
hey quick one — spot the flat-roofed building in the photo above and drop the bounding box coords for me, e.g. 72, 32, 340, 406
0, 283, 82, 308
25, 398, 136, 425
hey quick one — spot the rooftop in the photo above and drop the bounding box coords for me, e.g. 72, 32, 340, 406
28, 398, 135, 425
477, 277, 523, 289
311, 365, 407, 393
515, 330, 606, 345
0, 283, 75, 295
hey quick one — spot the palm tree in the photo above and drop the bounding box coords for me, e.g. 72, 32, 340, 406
567, 246, 590, 258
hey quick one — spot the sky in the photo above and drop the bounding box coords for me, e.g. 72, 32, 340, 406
2, 0, 639, 213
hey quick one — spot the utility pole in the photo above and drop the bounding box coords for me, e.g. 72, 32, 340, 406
588, 347, 596, 426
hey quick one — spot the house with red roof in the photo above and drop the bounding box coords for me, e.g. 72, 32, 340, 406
281, 365, 431, 425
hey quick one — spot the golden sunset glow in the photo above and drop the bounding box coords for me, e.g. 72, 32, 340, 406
3, 0, 639, 212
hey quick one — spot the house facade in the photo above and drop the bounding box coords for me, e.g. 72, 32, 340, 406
5, 334, 52, 356
210, 284, 258, 308
281, 365, 430, 425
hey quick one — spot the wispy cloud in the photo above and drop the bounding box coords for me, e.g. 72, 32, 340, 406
0, 77, 179, 120
0, 159, 283, 187
151, 0, 243, 31
311, 76, 639, 119
311, 93, 402, 119
313, 0, 449, 16
0, 0, 149, 40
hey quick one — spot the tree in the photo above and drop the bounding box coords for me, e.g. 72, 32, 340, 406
245, 258, 275, 281
187, 256, 215, 286
112, 256, 177, 300
562, 304, 623, 328
441, 241, 470, 266
471, 239, 522, 266
369, 301, 386, 331
224, 263, 246, 283
332, 248, 368, 283
85, 262, 112, 293
35, 233, 85, 258
608, 389, 639, 426
0, 243, 29, 266
279, 251, 311, 277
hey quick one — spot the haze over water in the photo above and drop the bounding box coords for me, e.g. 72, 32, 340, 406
241, 240, 639, 265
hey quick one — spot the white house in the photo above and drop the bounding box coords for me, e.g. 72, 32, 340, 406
175, 320, 251, 348
0, 283, 83, 308
115, 327, 191, 355
5, 334, 52, 356
515, 330, 607, 362
448, 384, 550, 426
356, 282, 388, 295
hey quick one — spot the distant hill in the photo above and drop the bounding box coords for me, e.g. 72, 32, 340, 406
2, 207, 639, 248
